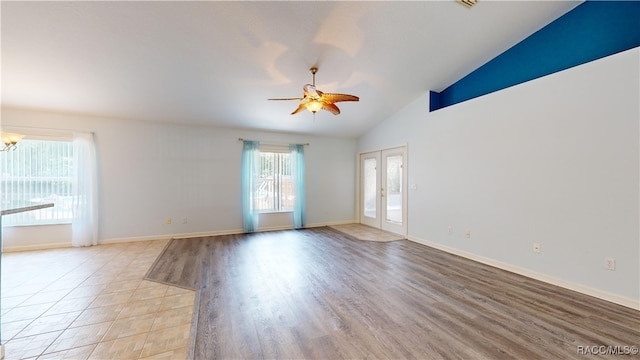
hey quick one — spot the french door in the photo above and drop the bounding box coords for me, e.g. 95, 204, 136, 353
360, 146, 407, 235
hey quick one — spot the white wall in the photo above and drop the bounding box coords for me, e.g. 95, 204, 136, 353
358, 48, 640, 309
1, 110, 357, 250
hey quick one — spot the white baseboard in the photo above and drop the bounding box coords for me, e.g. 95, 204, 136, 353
100, 221, 357, 243
407, 235, 640, 311
2, 242, 72, 253
99, 229, 247, 244
256, 225, 294, 232
307, 220, 357, 227
99, 234, 173, 245
172, 221, 357, 237
171, 229, 245, 239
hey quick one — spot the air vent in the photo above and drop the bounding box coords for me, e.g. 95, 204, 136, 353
458, 0, 477, 8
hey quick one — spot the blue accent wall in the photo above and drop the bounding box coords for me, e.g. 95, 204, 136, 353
430, 1, 640, 112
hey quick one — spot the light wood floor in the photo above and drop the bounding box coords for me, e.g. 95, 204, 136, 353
147, 227, 640, 359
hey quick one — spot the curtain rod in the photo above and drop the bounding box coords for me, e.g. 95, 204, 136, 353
238, 138, 309, 146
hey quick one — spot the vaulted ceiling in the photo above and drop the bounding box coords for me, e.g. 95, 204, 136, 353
1, 1, 580, 138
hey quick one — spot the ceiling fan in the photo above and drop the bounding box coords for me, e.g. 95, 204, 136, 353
269, 67, 359, 115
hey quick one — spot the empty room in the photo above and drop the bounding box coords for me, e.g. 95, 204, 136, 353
1, 1, 639, 359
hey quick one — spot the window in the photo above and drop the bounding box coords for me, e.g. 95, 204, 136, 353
255, 150, 293, 212
1, 139, 74, 226
242, 141, 305, 232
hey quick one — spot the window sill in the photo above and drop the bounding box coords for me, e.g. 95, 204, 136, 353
2, 222, 72, 228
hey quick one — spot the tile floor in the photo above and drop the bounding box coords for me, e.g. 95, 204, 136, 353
1, 240, 195, 360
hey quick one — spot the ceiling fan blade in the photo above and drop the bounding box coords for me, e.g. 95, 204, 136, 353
291, 104, 306, 115
322, 103, 341, 115
321, 93, 359, 103
268, 97, 304, 101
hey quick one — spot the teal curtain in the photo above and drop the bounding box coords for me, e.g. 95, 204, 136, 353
242, 140, 260, 232
290, 144, 306, 229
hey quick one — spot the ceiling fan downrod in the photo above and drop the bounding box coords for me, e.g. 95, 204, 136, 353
310, 67, 318, 87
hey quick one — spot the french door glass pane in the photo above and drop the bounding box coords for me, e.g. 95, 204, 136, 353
363, 158, 377, 219
385, 155, 402, 224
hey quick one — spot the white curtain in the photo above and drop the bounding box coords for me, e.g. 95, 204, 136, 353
72, 132, 98, 247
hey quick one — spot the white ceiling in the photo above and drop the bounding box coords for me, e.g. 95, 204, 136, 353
2, 1, 580, 138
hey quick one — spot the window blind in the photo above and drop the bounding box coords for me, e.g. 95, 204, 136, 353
1, 139, 74, 226
257, 151, 293, 212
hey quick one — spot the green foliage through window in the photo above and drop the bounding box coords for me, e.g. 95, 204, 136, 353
255, 152, 294, 212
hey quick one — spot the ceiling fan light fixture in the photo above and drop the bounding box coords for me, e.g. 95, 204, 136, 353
1, 132, 25, 152
306, 100, 323, 113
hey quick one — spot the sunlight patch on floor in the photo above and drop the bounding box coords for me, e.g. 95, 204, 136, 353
329, 223, 404, 242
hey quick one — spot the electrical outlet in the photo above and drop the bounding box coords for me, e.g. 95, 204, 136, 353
604, 257, 616, 271
448, 226, 453, 235
166, 217, 172, 225
182, 217, 188, 224
464, 230, 471, 238
533, 243, 541, 253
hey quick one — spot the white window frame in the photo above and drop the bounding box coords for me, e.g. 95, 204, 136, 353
256, 145, 294, 214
